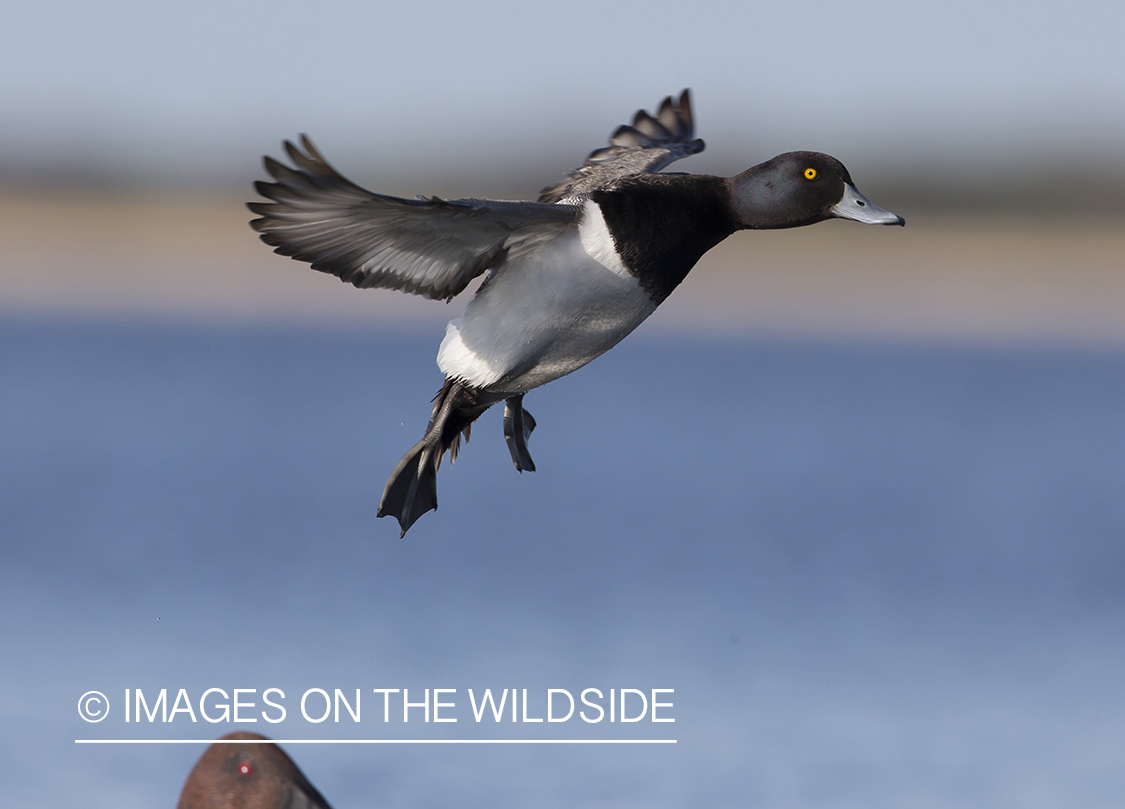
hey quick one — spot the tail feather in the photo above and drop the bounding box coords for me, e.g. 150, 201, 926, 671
378, 380, 490, 536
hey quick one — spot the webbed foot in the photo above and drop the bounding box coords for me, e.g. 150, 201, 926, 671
502, 394, 537, 473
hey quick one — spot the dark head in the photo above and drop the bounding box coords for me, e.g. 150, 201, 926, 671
729, 151, 904, 230
176, 732, 333, 809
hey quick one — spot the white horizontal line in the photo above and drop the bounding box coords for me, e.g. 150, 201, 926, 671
75, 739, 676, 745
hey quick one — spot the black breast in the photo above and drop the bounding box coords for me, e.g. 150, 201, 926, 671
591, 175, 737, 304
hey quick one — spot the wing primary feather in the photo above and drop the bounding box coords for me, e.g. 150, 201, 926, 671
537, 89, 705, 204
249, 136, 580, 301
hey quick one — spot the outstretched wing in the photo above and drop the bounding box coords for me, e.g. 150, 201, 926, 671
538, 89, 705, 204
249, 136, 581, 302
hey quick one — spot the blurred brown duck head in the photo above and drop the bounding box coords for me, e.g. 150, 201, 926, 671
177, 732, 333, 809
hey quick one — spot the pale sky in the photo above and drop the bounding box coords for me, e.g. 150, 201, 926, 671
2, 0, 1123, 185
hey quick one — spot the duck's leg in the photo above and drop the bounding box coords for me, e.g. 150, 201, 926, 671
378, 380, 489, 536
502, 393, 537, 473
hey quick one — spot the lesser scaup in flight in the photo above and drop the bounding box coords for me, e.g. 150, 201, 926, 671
250, 90, 904, 535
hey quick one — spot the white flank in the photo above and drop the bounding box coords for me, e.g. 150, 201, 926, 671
433, 216, 655, 394
578, 201, 631, 279
436, 319, 504, 387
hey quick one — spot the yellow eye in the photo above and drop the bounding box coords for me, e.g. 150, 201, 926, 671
804, 168, 818, 180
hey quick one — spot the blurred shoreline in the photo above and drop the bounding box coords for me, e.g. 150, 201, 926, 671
2, 185, 1123, 348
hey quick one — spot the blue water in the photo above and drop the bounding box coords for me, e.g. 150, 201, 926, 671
2, 317, 1123, 808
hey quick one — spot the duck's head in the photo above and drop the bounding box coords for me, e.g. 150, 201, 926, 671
176, 732, 333, 809
730, 151, 904, 230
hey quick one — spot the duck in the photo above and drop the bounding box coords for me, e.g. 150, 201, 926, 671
250, 90, 904, 536
176, 731, 333, 809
